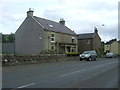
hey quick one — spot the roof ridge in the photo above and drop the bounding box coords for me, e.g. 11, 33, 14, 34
32, 16, 44, 28
78, 33, 94, 35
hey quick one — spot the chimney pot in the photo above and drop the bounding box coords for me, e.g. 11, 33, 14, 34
59, 18, 65, 25
94, 27, 98, 33
27, 8, 34, 17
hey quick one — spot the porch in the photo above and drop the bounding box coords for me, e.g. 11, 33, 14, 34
59, 42, 77, 53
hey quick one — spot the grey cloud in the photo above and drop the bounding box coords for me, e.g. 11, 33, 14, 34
43, 8, 68, 22
43, 7, 118, 41
76, 1, 117, 11
0, 0, 118, 41
43, 9, 61, 21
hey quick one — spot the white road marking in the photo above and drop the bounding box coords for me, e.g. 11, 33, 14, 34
59, 69, 86, 77
17, 83, 35, 88
59, 61, 117, 77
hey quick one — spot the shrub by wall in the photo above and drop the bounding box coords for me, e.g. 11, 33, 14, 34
66, 52, 80, 56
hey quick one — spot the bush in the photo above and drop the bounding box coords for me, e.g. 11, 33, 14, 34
66, 52, 80, 56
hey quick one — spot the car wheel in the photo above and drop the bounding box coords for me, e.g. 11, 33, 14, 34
94, 58, 97, 61
88, 57, 92, 61
80, 58, 82, 61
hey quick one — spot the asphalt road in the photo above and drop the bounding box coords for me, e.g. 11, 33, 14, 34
2, 58, 118, 89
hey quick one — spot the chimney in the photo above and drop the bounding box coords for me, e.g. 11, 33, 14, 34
94, 27, 98, 33
59, 18, 65, 25
27, 8, 34, 17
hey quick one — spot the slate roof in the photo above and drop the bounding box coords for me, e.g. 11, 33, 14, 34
77, 33, 95, 39
34, 16, 76, 35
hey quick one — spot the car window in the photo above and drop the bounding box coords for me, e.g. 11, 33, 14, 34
106, 53, 109, 55
106, 53, 110, 55
110, 53, 114, 55
93, 52, 96, 54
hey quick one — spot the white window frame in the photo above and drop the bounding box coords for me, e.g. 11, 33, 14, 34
51, 34, 55, 42
72, 37, 75, 43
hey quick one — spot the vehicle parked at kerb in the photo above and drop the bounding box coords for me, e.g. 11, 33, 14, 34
105, 52, 116, 58
79, 51, 97, 61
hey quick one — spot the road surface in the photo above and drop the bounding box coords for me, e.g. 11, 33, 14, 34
2, 58, 118, 89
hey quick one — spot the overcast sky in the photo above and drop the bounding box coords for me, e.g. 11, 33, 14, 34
0, 0, 119, 42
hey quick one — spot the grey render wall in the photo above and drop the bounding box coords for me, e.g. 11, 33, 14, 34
2, 43, 15, 54
15, 16, 44, 55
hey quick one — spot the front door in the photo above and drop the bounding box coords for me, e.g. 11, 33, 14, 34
66, 46, 70, 52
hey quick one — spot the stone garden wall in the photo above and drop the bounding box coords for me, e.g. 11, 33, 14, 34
1, 54, 79, 67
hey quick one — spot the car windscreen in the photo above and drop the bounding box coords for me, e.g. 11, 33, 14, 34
83, 51, 91, 54
106, 53, 113, 55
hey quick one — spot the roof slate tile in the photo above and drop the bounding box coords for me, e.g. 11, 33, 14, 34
34, 16, 76, 35
77, 33, 95, 39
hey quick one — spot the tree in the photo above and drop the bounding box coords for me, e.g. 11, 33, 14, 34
106, 38, 117, 44
2, 33, 15, 43
99, 41, 105, 57
9, 33, 15, 43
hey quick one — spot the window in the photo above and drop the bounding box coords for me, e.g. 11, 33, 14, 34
72, 39, 74, 43
39, 34, 42, 40
51, 45, 55, 50
72, 37, 75, 43
51, 34, 55, 42
86, 40, 90, 44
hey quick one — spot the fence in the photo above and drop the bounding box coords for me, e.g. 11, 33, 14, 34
2, 43, 15, 54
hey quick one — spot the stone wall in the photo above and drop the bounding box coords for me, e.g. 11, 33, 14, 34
2, 54, 79, 67
44, 31, 78, 53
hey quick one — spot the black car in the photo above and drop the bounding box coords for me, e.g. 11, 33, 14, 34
79, 51, 97, 61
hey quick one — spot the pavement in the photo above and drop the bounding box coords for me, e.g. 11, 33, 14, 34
2, 58, 119, 89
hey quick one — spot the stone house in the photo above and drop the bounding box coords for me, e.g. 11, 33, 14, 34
15, 9, 77, 55
104, 44, 111, 53
104, 40, 120, 55
111, 41, 120, 55
77, 27, 101, 54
